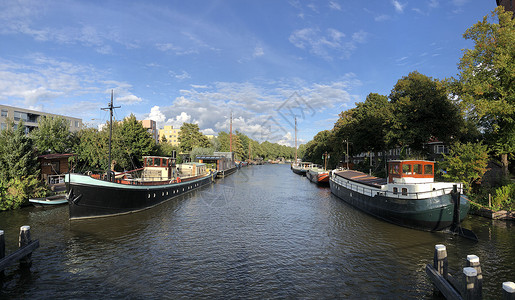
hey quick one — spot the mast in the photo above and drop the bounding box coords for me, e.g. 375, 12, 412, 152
294, 116, 297, 163
229, 111, 233, 153
101, 90, 120, 172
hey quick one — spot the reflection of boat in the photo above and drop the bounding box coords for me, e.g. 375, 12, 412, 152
66, 157, 217, 220
306, 165, 329, 184
29, 194, 67, 206
291, 162, 312, 175
330, 160, 470, 232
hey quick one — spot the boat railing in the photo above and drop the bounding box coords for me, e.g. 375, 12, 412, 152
331, 175, 463, 199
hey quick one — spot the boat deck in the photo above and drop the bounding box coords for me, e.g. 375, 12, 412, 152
333, 170, 387, 188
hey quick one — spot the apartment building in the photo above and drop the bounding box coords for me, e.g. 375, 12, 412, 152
0, 104, 82, 133
159, 125, 181, 146
141, 119, 158, 143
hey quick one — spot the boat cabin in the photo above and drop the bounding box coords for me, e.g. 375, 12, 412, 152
388, 160, 434, 184
142, 156, 176, 181
178, 162, 207, 178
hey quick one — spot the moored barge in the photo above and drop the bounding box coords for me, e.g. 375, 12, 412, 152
329, 160, 470, 231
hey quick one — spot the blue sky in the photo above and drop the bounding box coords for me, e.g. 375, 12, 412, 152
0, 0, 497, 146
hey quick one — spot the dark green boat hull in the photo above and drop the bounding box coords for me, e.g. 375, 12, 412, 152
330, 178, 470, 231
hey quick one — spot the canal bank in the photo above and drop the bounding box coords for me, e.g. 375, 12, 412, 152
0, 164, 514, 298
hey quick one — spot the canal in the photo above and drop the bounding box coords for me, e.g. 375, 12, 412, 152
0, 164, 514, 298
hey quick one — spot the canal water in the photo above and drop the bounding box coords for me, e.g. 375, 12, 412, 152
0, 164, 514, 299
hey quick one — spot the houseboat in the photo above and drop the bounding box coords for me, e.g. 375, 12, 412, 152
291, 162, 312, 176
66, 156, 216, 220
329, 160, 470, 232
306, 165, 329, 184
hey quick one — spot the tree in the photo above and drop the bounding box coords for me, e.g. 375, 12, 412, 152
351, 93, 393, 154
440, 142, 489, 194
389, 71, 462, 153
72, 127, 108, 171
31, 115, 72, 154
0, 120, 46, 210
178, 123, 210, 153
454, 7, 515, 177
113, 114, 156, 170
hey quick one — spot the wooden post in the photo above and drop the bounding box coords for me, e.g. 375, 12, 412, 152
464, 267, 479, 300
19, 226, 32, 268
434, 244, 448, 280
467, 255, 482, 298
503, 282, 515, 300
0, 230, 4, 280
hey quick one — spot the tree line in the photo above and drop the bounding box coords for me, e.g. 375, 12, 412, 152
0, 114, 296, 210
301, 7, 514, 211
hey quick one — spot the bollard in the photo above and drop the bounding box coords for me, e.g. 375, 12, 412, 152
467, 255, 482, 298
18, 226, 32, 268
434, 244, 448, 280
464, 267, 479, 300
503, 282, 515, 300
0, 230, 4, 280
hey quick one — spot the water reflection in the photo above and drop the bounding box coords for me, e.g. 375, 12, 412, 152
0, 165, 513, 298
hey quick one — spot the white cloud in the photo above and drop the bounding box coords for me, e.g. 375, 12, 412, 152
166, 112, 193, 128
117, 94, 142, 104
148, 106, 166, 123
428, 0, 439, 8
392, 0, 406, 13
253, 46, 264, 57
375, 14, 391, 22
289, 27, 366, 60
329, 1, 342, 11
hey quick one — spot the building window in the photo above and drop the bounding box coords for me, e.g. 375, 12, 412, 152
434, 145, 448, 154
1, 109, 7, 117
13, 111, 28, 122
75, 121, 80, 127
1, 123, 6, 130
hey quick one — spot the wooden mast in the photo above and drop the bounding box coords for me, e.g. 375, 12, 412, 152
101, 90, 120, 172
294, 116, 297, 164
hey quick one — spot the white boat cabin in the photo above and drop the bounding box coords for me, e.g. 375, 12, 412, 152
178, 162, 207, 178
142, 156, 176, 181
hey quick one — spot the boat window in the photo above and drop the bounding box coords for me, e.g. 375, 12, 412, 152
402, 188, 408, 195
153, 158, 160, 166
402, 164, 412, 175
146, 157, 152, 167
414, 164, 423, 174
390, 164, 400, 175
393, 187, 398, 194
424, 164, 433, 175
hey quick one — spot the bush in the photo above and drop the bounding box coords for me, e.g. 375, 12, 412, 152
0, 176, 47, 211
492, 183, 515, 211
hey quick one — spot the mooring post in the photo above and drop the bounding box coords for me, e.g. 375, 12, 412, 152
464, 267, 479, 300
434, 244, 448, 280
467, 255, 482, 298
18, 226, 32, 268
0, 230, 4, 280
503, 282, 515, 300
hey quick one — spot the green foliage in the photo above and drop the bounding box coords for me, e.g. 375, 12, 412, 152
0, 176, 47, 210
0, 120, 40, 181
190, 147, 215, 160
179, 123, 210, 153
156, 141, 179, 158
454, 7, 515, 175
389, 71, 462, 152
492, 183, 515, 211
72, 127, 107, 171
31, 115, 72, 154
114, 114, 156, 169
0, 120, 47, 210
440, 142, 489, 193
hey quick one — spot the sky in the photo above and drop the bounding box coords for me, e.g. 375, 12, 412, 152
0, 0, 498, 146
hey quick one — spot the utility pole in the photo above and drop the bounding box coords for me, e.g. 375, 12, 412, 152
101, 90, 120, 173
